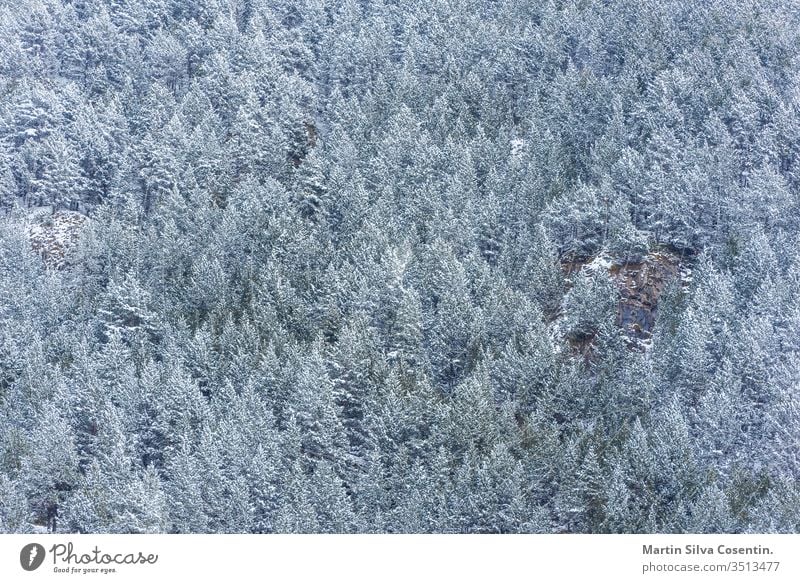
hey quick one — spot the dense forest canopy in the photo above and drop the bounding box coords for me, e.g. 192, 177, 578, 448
1, 0, 799, 533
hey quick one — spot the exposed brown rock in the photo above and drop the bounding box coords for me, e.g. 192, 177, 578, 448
611, 251, 681, 340
561, 249, 688, 350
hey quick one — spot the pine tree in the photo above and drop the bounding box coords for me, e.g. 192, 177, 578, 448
19, 403, 80, 532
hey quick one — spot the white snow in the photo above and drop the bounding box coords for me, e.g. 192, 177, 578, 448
679, 264, 693, 288
25, 209, 89, 269
584, 253, 613, 272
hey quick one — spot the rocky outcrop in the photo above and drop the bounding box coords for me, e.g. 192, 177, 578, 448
561, 249, 690, 350
27, 210, 89, 269
611, 251, 683, 340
